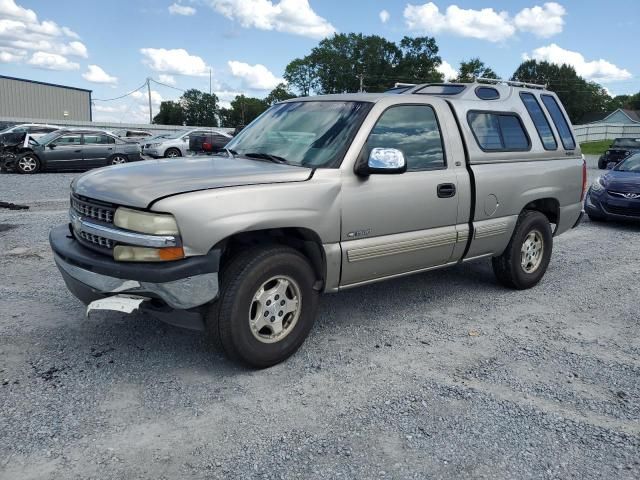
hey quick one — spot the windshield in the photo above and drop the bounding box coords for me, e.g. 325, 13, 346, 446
0, 125, 15, 134
615, 153, 640, 172
612, 138, 640, 148
36, 131, 62, 145
162, 129, 191, 140
225, 101, 372, 168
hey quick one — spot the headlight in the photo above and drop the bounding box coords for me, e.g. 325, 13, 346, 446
149, 143, 161, 148
113, 207, 179, 235
590, 176, 604, 192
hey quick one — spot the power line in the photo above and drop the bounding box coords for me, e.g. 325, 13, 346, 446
150, 78, 185, 92
93, 81, 148, 102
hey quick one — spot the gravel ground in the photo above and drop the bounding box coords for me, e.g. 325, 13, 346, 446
1, 156, 638, 479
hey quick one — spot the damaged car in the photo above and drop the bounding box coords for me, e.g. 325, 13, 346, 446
1, 129, 142, 174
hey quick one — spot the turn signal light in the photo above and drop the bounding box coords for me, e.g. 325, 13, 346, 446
114, 245, 184, 262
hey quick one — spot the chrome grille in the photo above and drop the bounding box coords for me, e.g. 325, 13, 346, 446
77, 231, 114, 249
71, 195, 115, 224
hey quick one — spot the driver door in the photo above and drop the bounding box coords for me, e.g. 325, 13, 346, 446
44, 133, 83, 169
340, 104, 460, 286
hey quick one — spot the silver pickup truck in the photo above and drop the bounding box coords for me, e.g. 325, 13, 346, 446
49, 80, 586, 367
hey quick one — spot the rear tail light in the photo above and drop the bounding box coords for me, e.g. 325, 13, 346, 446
580, 155, 587, 201
202, 142, 212, 151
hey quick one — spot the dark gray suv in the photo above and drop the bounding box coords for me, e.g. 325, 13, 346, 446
6, 129, 142, 174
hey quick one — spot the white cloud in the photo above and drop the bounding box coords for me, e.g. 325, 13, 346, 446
168, 2, 196, 15
514, 2, 566, 38
379, 9, 390, 23
0, 49, 24, 62
404, 2, 515, 42
83, 64, 118, 85
228, 60, 284, 90
523, 44, 632, 82
0, 0, 36, 22
158, 74, 177, 85
208, 0, 336, 39
140, 47, 210, 76
27, 51, 79, 70
131, 89, 163, 107
437, 60, 458, 81
404, 2, 568, 42
0, 0, 88, 69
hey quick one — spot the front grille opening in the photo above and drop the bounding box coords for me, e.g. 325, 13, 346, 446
71, 195, 116, 224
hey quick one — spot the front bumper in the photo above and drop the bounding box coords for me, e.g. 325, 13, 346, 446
585, 192, 640, 222
144, 148, 162, 157
49, 225, 220, 309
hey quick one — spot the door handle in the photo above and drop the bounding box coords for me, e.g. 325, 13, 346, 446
107, 147, 113, 150
74, 150, 82, 153
437, 183, 456, 198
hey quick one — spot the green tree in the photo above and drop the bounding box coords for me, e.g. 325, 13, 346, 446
180, 89, 219, 126
455, 58, 498, 82
153, 100, 185, 125
283, 58, 317, 96
511, 60, 611, 123
265, 83, 296, 105
396, 36, 443, 83
220, 95, 268, 128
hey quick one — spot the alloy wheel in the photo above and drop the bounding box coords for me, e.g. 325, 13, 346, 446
248, 275, 301, 344
521, 230, 544, 273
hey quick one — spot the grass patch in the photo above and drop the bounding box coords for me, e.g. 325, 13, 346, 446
580, 139, 612, 155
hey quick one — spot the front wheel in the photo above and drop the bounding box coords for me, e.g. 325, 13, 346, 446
165, 148, 181, 158
492, 211, 553, 290
16, 153, 40, 174
206, 245, 319, 368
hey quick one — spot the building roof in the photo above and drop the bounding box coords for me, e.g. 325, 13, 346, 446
620, 109, 640, 122
0, 75, 92, 93
580, 108, 640, 125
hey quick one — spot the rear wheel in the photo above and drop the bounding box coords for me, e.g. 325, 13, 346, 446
16, 153, 40, 174
109, 154, 127, 165
598, 157, 606, 169
206, 245, 319, 368
492, 211, 553, 290
165, 148, 181, 158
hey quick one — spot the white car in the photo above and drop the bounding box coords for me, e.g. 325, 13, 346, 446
142, 128, 231, 158
0, 123, 61, 140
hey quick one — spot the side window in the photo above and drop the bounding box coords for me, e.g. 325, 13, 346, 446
55, 134, 82, 145
520, 93, 557, 150
467, 112, 530, 151
84, 134, 115, 145
541, 95, 575, 150
366, 105, 445, 171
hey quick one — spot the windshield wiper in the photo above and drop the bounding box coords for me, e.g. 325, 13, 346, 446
243, 152, 288, 164
224, 148, 238, 158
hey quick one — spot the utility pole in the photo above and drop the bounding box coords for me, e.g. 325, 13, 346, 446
358, 73, 364, 93
146, 77, 152, 124
209, 68, 212, 95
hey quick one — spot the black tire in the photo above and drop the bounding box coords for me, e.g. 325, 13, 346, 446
206, 245, 319, 368
165, 148, 181, 158
109, 154, 128, 165
15, 152, 41, 174
492, 211, 553, 290
598, 157, 606, 169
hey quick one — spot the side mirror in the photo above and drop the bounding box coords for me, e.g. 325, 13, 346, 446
48, 143, 56, 149
356, 147, 407, 176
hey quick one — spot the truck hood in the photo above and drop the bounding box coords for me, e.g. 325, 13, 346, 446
72, 156, 313, 208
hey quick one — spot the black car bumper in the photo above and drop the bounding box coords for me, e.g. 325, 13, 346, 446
49, 225, 221, 309
585, 192, 640, 221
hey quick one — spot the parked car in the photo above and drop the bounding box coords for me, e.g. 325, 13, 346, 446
188, 130, 232, 154
3, 129, 142, 174
143, 128, 229, 158
0, 123, 61, 140
49, 80, 585, 367
585, 152, 640, 221
115, 129, 153, 144
598, 138, 640, 169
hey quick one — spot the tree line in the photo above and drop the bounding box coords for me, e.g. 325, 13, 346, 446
153, 33, 638, 128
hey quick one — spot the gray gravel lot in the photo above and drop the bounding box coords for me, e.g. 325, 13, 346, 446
1, 156, 639, 479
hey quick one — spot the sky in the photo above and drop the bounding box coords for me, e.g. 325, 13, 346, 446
0, 0, 638, 123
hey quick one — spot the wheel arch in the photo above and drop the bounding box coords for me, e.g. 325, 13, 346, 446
521, 197, 560, 230
213, 227, 327, 291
